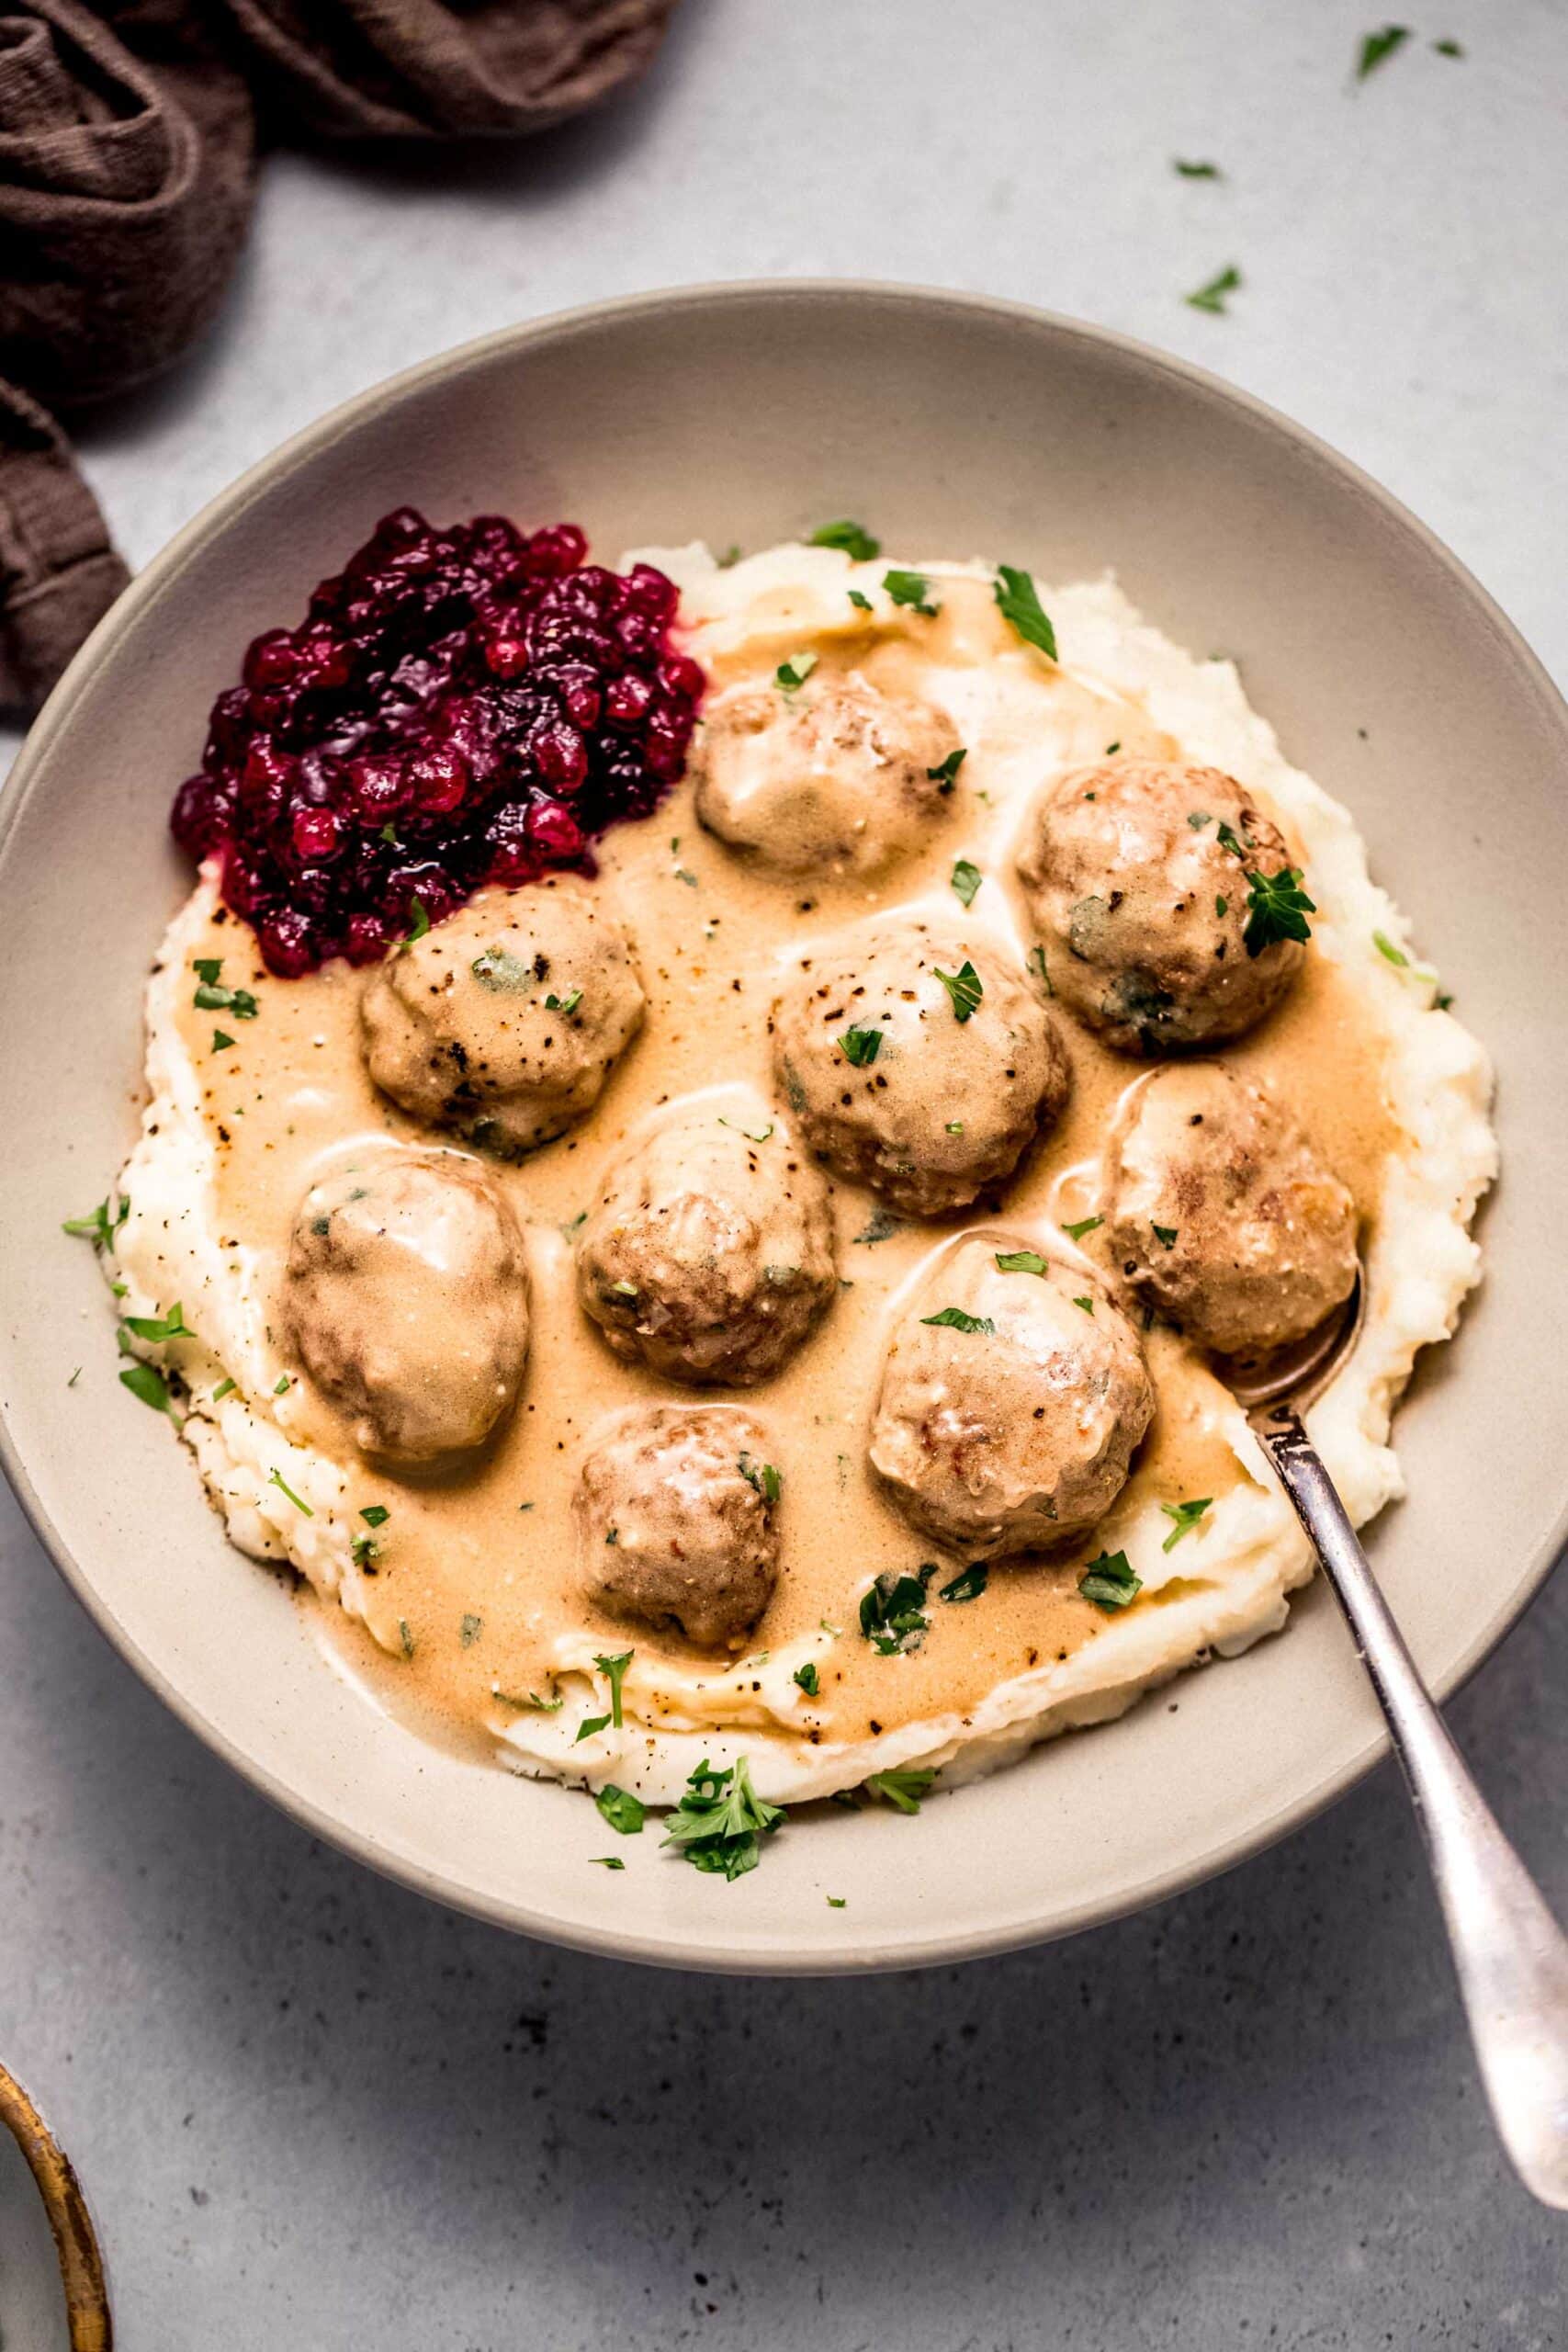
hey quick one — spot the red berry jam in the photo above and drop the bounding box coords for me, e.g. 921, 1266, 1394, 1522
169, 509, 704, 974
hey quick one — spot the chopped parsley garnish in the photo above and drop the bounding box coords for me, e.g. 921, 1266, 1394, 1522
399, 1619, 415, 1660
810, 518, 881, 560
1215, 818, 1249, 856
1063, 1214, 1103, 1241
493, 1687, 562, 1713
946, 1120, 964, 1134
1028, 943, 1053, 996
460, 1612, 483, 1647
211, 1377, 236, 1403
1174, 157, 1223, 178
592, 1855, 626, 1870
1215, 896, 1228, 918
926, 747, 967, 787
950, 858, 983, 908
1357, 24, 1410, 78
827, 1894, 846, 1908
1186, 264, 1242, 315
738, 1453, 783, 1505
1072, 1295, 1095, 1314
471, 944, 533, 990
883, 569, 940, 618
995, 1248, 1050, 1277
360, 1504, 389, 1528
840, 1023, 884, 1067
865, 1768, 936, 1815
673, 865, 700, 888
1161, 1497, 1213, 1552
212, 1029, 235, 1051
852, 1204, 903, 1246
608, 1279, 638, 1300
859, 1563, 938, 1654
1078, 1550, 1142, 1611
716, 543, 742, 568
1242, 865, 1315, 956
717, 1115, 774, 1144
544, 986, 583, 1015
848, 588, 873, 612
402, 899, 431, 945
939, 1562, 987, 1604
1151, 1223, 1179, 1249
266, 1468, 312, 1516
1433, 37, 1462, 56
794, 1661, 819, 1697
662, 1757, 785, 1880
920, 1306, 995, 1335
379, 821, 400, 847
933, 959, 982, 1023
192, 961, 259, 1018
1372, 930, 1408, 967
1188, 809, 1213, 830
120, 1301, 193, 1345
63, 1194, 130, 1250
993, 565, 1058, 661
596, 1782, 647, 1836
593, 1649, 633, 1729
119, 1362, 176, 1416
351, 1532, 379, 1570
775, 651, 818, 693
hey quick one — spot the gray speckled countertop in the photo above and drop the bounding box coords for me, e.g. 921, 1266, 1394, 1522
3, 3, 1565, 2343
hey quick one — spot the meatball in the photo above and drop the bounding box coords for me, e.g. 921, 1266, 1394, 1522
692, 672, 961, 874
1102, 1062, 1359, 1357
360, 877, 644, 1157
282, 1146, 530, 1464
869, 1235, 1154, 1557
576, 1096, 837, 1384
1016, 760, 1306, 1052
575, 1404, 783, 1650
771, 912, 1069, 1216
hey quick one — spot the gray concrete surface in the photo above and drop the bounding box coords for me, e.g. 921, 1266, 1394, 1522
3, 1, 1565, 2342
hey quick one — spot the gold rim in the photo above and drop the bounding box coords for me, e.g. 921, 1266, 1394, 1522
0, 2061, 112, 2349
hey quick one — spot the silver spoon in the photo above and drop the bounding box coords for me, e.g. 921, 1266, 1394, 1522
1218, 1275, 1568, 2208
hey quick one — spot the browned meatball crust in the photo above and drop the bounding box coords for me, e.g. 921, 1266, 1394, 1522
869, 1234, 1155, 1557
283, 1145, 530, 1464
1016, 759, 1305, 1052
575, 1404, 783, 1650
1103, 1062, 1359, 1356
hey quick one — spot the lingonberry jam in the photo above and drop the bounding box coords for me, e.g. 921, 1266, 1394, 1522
170, 508, 704, 975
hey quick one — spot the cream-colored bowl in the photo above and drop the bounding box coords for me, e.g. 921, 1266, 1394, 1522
2, 285, 1562, 1972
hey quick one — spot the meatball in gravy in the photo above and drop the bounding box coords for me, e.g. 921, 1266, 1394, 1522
576, 1404, 783, 1650
870, 1236, 1154, 1557
772, 913, 1069, 1216
577, 1097, 837, 1385
1017, 760, 1304, 1052
1103, 1062, 1359, 1357
693, 673, 961, 875
283, 1146, 530, 1465
361, 877, 644, 1157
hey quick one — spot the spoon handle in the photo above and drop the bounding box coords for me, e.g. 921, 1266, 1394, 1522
1257, 1406, 1568, 2209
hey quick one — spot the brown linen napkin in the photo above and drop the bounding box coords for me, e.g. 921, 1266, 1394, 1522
0, 0, 680, 718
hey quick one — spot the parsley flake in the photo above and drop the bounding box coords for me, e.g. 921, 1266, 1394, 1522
1152, 1223, 1179, 1249
460, 1612, 483, 1647
1357, 24, 1410, 78
1028, 943, 1054, 997
62, 1194, 130, 1251
267, 1468, 313, 1517
544, 986, 583, 1015
717, 1115, 774, 1144
119, 1362, 176, 1416
193, 967, 260, 1019
592, 1855, 626, 1870
402, 899, 431, 946
926, 747, 967, 788
360, 1504, 390, 1528
738, 1453, 783, 1505
120, 1301, 193, 1344
934, 959, 983, 1022
951, 858, 983, 908
848, 588, 873, 612
1373, 930, 1408, 968
810, 519, 881, 560
1073, 1295, 1095, 1315
593, 1648, 634, 1729
883, 569, 941, 618
596, 1783, 647, 1836
852, 1204, 903, 1246
920, 1306, 995, 1335
775, 652, 818, 694
1243, 866, 1315, 956
1174, 158, 1223, 178
939, 1562, 988, 1604
1063, 1214, 1103, 1241
212, 1029, 236, 1051
794, 1661, 819, 1697
859, 1563, 938, 1655
865, 1768, 936, 1815
1186, 264, 1242, 315
1161, 1497, 1213, 1552
211, 1377, 236, 1403
1078, 1550, 1143, 1611
840, 1023, 884, 1067
995, 1248, 1049, 1277
993, 565, 1058, 661
662, 1756, 785, 1881
827, 1894, 846, 1908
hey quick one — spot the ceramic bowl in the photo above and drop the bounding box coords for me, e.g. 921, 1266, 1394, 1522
3, 283, 1563, 1972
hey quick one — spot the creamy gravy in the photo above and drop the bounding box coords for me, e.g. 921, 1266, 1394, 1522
170, 578, 1400, 1752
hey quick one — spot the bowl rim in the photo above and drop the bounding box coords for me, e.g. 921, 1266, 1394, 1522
3, 277, 1563, 1973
